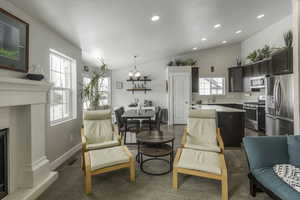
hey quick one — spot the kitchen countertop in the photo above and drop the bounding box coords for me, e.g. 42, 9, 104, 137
190, 105, 245, 113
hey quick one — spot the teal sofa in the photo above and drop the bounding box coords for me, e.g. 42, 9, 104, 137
243, 136, 300, 200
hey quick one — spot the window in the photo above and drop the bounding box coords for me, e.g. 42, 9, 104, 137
199, 78, 225, 95
82, 76, 111, 110
49, 49, 76, 125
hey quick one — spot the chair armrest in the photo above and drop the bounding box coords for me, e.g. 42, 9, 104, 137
113, 131, 121, 144
173, 148, 182, 168
216, 128, 224, 153
81, 128, 87, 152
181, 128, 188, 147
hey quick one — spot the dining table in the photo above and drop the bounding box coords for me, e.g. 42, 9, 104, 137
122, 109, 156, 132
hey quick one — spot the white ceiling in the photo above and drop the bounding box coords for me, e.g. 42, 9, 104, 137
9, 0, 292, 68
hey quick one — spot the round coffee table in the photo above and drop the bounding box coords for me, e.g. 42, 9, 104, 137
136, 130, 175, 175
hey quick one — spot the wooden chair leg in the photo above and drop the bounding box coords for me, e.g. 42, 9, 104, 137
172, 169, 178, 189
84, 152, 92, 195
221, 172, 228, 200
130, 158, 136, 182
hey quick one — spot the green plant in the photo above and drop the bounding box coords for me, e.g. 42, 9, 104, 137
284, 30, 293, 48
247, 45, 272, 63
247, 50, 258, 62
167, 58, 197, 66
81, 59, 109, 110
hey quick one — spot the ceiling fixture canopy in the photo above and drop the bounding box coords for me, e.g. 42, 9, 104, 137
129, 55, 141, 78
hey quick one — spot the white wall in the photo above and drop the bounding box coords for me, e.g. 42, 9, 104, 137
293, 0, 300, 135
0, 0, 83, 162
241, 15, 293, 63
112, 43, 242, 108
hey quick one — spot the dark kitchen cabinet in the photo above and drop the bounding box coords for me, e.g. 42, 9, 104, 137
243, 65, 253, 77
271, 48, 293, 75
228, 67, 243, 92
192, 67, 199, 93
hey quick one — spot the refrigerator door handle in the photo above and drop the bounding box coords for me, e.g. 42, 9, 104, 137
277, 81, 282, 113
274, 80, 279, 112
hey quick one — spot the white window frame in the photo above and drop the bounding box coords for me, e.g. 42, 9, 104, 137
199, 77, 225, 96
49, 49, 77, 126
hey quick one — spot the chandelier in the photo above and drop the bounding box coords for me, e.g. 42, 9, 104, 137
128, 55, 141, 78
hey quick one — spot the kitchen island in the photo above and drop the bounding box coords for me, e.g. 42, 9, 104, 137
191, 104, 245, 147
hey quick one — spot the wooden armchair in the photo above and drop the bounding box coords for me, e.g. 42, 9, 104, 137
181, 109, 224, 153
81, 110, 121, 170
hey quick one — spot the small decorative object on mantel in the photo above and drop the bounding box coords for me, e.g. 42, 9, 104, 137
167, 58, 197, 66
284, 30, 293, 48
0, 8, 29, 73
26, 64, 44, 81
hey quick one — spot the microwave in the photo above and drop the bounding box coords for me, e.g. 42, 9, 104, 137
250, 76, 266, 89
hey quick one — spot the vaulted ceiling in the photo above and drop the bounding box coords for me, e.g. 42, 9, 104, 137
9, 0, 292, 68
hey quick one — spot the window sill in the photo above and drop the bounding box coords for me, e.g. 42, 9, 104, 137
49, 117, 77, 127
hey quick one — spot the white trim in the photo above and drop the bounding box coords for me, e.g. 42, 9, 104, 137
50, 143, 81, 170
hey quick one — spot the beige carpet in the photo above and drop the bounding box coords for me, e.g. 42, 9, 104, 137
38, 126, 271, 200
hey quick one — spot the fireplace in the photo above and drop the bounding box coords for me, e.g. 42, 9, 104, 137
0, 128, 7, 199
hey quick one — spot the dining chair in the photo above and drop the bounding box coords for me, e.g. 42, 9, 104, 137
115, 107, 140, 145
141, 106, 161, 130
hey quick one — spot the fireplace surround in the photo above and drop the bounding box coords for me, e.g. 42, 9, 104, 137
0, 78, 58, 200
0, 128, 8, 200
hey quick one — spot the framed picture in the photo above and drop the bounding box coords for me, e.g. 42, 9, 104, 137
0, 8, 29, 73
116, 81, 123, 89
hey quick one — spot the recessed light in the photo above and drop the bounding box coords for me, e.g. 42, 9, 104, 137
257, 14, 265, 19
222, 41, 227, 44
193, 47, 198, 50
235, 30, 242, 34
151, 15, 160, 21
214, 24, 221, 29
201, 38, 207, 41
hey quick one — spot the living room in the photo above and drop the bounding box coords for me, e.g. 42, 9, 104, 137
0, 0, 299, 200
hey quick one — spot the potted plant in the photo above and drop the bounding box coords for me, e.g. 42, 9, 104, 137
81, 60, 109, 110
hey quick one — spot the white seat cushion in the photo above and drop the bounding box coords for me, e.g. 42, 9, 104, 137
89, 146, 130, 171
184, 143, 221, 153
86, 140, 120, 151
176, 148, 221, 175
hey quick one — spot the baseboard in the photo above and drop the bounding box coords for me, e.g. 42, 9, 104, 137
50, 143, 81, 170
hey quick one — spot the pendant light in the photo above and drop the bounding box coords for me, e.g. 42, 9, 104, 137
128, 55, 141, 78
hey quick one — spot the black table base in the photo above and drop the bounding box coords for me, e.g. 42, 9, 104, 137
137, 142, 174, 176
140, 154, 173, 176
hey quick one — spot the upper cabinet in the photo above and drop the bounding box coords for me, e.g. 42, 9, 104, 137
228, 67, 243, 92
191, 67, 199, 93
228, 47, 293, 93
271, 48, 293, 75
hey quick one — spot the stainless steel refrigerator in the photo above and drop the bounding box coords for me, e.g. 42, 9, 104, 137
265, 74, 294, 136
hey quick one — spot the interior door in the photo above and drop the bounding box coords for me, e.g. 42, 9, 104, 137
173, 74, 190, 124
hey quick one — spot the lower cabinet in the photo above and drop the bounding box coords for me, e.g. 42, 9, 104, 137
217, 112, 245, 147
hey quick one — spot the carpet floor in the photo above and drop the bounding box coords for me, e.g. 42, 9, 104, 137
38, 125, 271, 200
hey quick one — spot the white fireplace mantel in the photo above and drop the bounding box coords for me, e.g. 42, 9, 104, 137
0, 77, 58, 200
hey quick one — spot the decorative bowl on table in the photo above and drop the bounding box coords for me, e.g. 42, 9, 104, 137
26, 74, 44, 81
